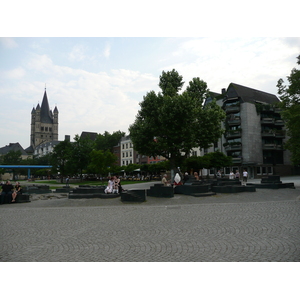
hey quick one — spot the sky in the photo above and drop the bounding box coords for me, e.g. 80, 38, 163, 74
1, 2, 299, 152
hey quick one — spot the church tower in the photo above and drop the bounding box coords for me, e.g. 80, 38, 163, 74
30, 89, 59, 149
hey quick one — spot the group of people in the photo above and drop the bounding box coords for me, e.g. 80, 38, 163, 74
161, 168, 249, 187
104, 176, 123, 194
227, 169, 249, 185
0, 181, 22, 204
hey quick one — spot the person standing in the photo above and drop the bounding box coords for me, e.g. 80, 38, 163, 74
66, 176, 70, 187
242, 169, 248, 186
235, 170, 240, 181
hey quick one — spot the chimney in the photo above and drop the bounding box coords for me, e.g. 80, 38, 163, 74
221, 88, 226, 94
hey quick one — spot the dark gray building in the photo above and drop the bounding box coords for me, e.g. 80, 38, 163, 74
205, 83, 292, 178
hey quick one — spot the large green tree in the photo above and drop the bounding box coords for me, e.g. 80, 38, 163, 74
0, 150, 22, 180
69, 135, 94, 179
88, 149, 117, 177
94, 130, 125, 152
129, 69, 226, 175
277, 55, 300, 165
51, 140, 73, 182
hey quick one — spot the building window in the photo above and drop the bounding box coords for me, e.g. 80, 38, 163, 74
268, 166, 273, 174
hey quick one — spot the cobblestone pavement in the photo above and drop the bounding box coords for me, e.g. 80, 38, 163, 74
1, 179, 300, 262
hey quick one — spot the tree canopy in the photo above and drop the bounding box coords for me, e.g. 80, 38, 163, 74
277, 54, 300, 165
129, 69, 226, 172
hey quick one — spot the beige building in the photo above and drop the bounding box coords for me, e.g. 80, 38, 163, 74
29, 89, 58, 151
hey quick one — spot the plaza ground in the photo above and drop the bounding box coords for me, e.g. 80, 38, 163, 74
1, 176, 299, 262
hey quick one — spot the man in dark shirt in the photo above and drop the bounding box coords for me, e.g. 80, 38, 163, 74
1, 180, 14, 204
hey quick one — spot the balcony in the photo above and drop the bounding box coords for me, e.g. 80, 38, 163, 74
225, 105, 240, 114
225, 130, 242, 139
231, 157, 242, 164
275, 130, 285, 138
227, 117, 241, 126
261, 130, 286, 138
261, 130, 274, 137
274, 119, 284, 126
261, 117, 275, 125
225, 143, 242, 151
262, 144, 283, 150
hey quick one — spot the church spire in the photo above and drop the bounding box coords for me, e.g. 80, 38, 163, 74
40, 89, 53, 123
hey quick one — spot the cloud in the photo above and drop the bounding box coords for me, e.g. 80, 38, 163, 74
14, 53, 158, 142
3, 67, 26, 79
162, 37, 300, 95
0, 37, 18, 48
68, 44, 87, 62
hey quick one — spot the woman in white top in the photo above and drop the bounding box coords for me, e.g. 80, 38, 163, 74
105, 177, 114, 193
242, 169, 248, 186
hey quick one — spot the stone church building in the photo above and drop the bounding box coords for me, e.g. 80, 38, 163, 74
26, 89, 59, 154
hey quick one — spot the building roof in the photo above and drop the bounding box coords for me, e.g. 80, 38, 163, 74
80, 131, 98, 141
0, 143, 28, 156
227, 83, 279, 104
40, 90, 54, 123
25, 145, 34, 154
34, 140, 61, 151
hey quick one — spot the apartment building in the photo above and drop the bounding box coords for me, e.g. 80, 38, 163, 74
203, 83, 292, 178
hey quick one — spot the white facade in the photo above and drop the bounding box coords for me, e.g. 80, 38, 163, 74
120, 136, 134, 166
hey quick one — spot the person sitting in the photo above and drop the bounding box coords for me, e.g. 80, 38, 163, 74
194, 172, 199, 180
113, 176, 120, 194
12, 181, 22, 203
173, 173, 182, 187
1, 180, 14, 204
104, 177, 114, 194
162, 174, 169, 186
183, 172, 189, 184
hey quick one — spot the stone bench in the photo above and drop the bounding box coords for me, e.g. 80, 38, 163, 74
121, 189, 146, 202
1, 193, 31, 204
146, 184, 174, 198
174, 184, 212, 195
23, 185, 52, 194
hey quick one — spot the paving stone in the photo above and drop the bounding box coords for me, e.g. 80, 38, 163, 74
1, 180, 300, 262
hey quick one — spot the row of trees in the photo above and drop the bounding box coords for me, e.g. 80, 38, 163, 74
277, 54, 300, 165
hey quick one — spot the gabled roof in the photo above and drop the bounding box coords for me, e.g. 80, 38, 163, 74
25, 145, 34, 154
227, 83, 279, 105
40, 90, 53, 123
80, 131, 98, 141
0, 143, 27, 155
